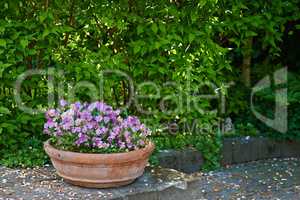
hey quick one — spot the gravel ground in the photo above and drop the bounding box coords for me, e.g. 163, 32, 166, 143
1, 158, 300, 199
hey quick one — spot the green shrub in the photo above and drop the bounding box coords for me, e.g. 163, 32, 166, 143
0, 0, 299, 169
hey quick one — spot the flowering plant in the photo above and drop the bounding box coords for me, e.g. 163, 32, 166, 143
44, 100, 151, 153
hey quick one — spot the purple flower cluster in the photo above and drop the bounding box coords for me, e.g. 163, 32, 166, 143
44, 100, 151, 151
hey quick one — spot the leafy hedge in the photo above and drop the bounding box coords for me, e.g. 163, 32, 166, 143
232, 72, 300, 141
0, 0, 299, 168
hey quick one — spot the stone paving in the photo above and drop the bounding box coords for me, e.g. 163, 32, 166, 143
1, 158, 300, 199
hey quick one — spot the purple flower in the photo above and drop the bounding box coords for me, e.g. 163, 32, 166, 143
127, 116, 140, 125
107, 112, 118, 123
96, 127, 108, 135
44, 129, 50, 135
95, 101, 109, 112
118, 140, 126, 149
92, 137, 109, 148
44, 101, 150, 151
143, 127, 151, 136
75, 118, 83, 126
95, 115, 103, 122
55, 128, 63, 136
62, 123, 72, 131
70, 102, 82, 111
139, 140, 145, 146
87, 122, 95, 129
87, 102, 97, 111
108, 132, 117, 141
75, 133, 88, 146
82, 122, 94, 132
46, 109, 59, 118
44, 119, 57, 129
61, 109, 74, 121
80, 111, 93, 121
126, 142, 133, 149
103, 116, 110, 124
115, 109, 121, 115
59, 99, 68, 107
81, 126, 88, 133
72, 127, 81, 133
124, 131, 131, 139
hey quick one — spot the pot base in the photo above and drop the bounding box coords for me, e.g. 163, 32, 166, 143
57, 171, 137, 188
64, 178, 135, 188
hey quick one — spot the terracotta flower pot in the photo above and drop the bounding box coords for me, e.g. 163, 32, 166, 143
44, 140, 155, 188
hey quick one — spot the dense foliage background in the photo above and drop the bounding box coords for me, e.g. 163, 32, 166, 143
0, 0, 299, 169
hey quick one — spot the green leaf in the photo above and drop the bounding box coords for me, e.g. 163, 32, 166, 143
159, 22, 166, 33
133, 45, 141, 54
0, 26, 5, 33
27, 49, 37, 55
39, 12, 47, 22
0, 39, 6, 47
151, 23, 158, 34
0, 122, 16, 130
0, 63, 12, 78
0, 106, 10, 115
20, 39, 29, 49
188, 33, 195, 42
42, 29, 50, 38
245, 31, 257, 37
137, 25, 144, 35
154, 41, 160, 49
17, 114, 32, 124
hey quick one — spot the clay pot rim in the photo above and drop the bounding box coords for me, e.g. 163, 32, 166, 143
44, 139, 155, 164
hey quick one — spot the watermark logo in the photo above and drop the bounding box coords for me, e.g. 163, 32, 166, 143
13, 67, 289, 134
251, 67, 287, 133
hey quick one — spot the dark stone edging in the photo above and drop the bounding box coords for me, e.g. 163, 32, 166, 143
222, 136, 300, 165
156, 136, 300, 172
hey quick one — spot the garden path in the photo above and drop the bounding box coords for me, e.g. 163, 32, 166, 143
1, 158, 300, 199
